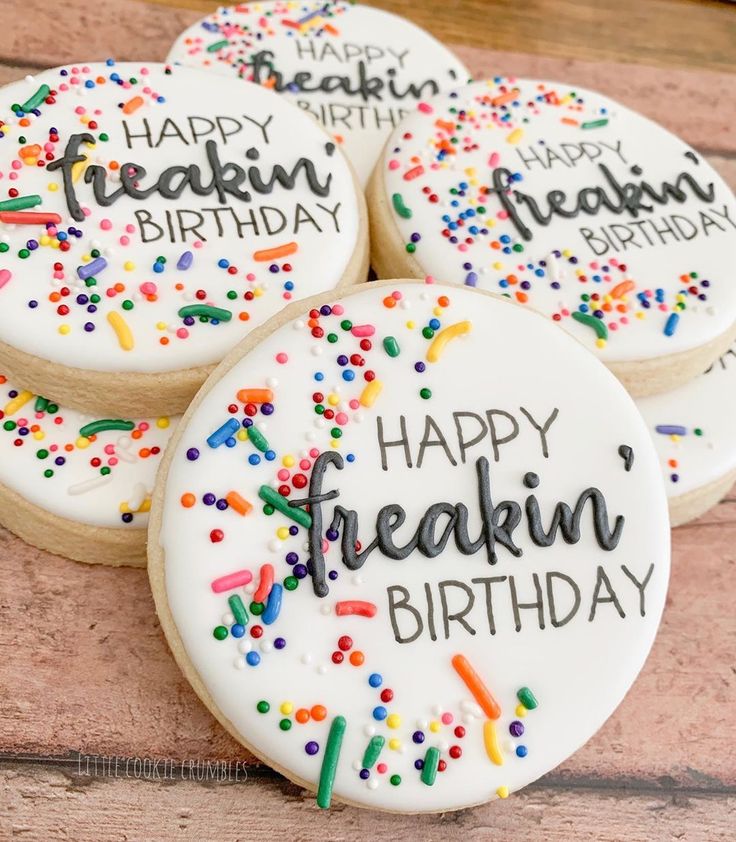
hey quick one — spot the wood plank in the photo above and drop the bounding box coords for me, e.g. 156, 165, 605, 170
0, 508, 733, 788
0, 763, 734, 841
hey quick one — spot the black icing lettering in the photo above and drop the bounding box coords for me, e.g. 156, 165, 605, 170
589, 566, 626, 621
471, 576, 507, 635
376, 415, 412, 470
453, 411, 488, 463
621, 563, 655, 616
439, 580, 476, 638
546, 571, 581, 627
486, 409, 519, 461
519, 406, 559, 458
387, 586, 423, 644
416, 416, 457, 468
508, 573, 545, 632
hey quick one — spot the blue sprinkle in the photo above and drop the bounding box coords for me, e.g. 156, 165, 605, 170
262, 584, 283, 625
177, 250, 193, 270
664, 312, 680, 337
246, 651, 261, 666
207, 418, 240, 448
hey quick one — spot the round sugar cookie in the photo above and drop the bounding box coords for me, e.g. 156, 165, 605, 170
167, 2, 469, 185
367, 78, 736, 397
149, 279, 670, 813
0, 373, 175, 566
0, 61, 367, 417
639, 343, 736, 527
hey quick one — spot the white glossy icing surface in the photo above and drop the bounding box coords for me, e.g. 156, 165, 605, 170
639, 345, 736, 499
0, 374, 175, 528
167, 2, 469, 184
379, 78, 736, 364
0, 62, 360, 374
158, 281, 669, 812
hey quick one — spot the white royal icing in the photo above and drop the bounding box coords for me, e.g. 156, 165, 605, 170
0, 62, 361, 374
638, 344, 736, 500
158, 281, 669, 812
378, 78, 736, 364
167, 2, 469, 184
0, 374, 175, 528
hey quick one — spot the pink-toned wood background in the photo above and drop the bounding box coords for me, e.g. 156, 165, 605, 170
0, 1, 735, 839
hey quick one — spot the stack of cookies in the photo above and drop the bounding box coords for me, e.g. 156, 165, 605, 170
0, 0, 732, 815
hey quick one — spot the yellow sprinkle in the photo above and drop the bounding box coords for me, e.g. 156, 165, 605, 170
426, 320, 472, 363
496, 785, 509, 799
429, 720, 441, 733
493, 261, 503, 270
81, 253, 91, 263
4, 390, 33, 416
58, 324, 70, 335
70, 156, 89, 183
562, 249, 572, 258
76, 436, 91, 450
636, 311, 646, 320
406, 320, 415, 329
123, 261, 136, 271
483, 720, 504, 765
670, 434, 681, 442
515, 704, 527, 718
276, 527, 289, 540
386, 714, 401, 729
156, 321, 167, 331
330, 439, 340, 449
506, 128, 523, 145
388, 738, 401, 751
280, 701, 293, 715
33, 431, 44, 441
327, 393, 340, 406
47, 182, 58, 192
282, 455, 295, 468
108, 311, 134, 351
595, 338, 607, 349
432, 306, 443, 316
254, 287, 264, 297
359, 379, 383, 408
39, 235, 51, 246
51, 240, 60, 249
120, 497, 151, 514
156, 417, 170, 429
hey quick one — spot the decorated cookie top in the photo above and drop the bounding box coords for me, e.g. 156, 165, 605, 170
0, 62, 361, 376
0, 374, 175, 528
378, 78, 736, 363
153, 280, 669, 812
639, 344, 736, 499
167, 2, 469, 183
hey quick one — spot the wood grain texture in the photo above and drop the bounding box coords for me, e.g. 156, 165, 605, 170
1, 763, 735, 842
0, 0, 735, 836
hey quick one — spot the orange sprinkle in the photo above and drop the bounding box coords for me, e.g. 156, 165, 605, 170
139, 448, 151, 458
515, 291, 528, 304
160, 337, 170, 345
610, 280, 635, 299
19, 144, 41, 158
109, 161, 120, 171
226, 491, 253, 516
131, 430, 142, 440
491, 88, 519, 107
252, 241, 298, 262
349, 651, 365, 666
237, 388, 273, 404
262, 77, 276, 89
122, 96, 144, 115
0, 375, 5, 385
383, 296, 397, 308
561, 117, 579, 126
311, 705, 327, 721
323, 23, 338, 34
181, 493, 196, 508
114, 282, 125, 293
451, 654, 501, 720
507, 274, 518, 285
437, 295, 450, 307
238, 312, 250, 321
295, 708, 310, 724
435, 119, 455, 133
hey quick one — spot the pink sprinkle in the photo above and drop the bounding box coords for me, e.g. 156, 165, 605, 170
335, 412, 348, 426
140, 282, 157, 295
309, 448, 320, 458
119, 236, 130, 246
351, 324, 375, 338
418, 102, 433, 114
404, 165, 424, 181
8, 173, 17, 181
100, 219, 112, 231
277, 469, 290, 481
193, 240, 204, 249
139, 422, 149, 432
425, 275, 435, 284
108, 457, 118, 467
609, 322, 618, 331
349, 399, 360, 410
276, 352, 288, 364
246, 273, 256, 281
441, 712, 453, 725
332, 304, 344, 315
125, 224, 136, 234
11, 160, 21, 170
299, 459, 311, 470
621, 316, 629, 325
74, 106, 85, 115
388, 159, 400, 170
211, 569, 253, 593
489, 152, 500, 167
497, 210, 509, 220
104, 444, 115, 455
391, 290, 402, 300
0, 269, 11, 290
377, 763, 387, 774
176, 328, 189, 339
49, 443, 58, 451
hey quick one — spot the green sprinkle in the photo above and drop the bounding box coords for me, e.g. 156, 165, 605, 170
317, 715, 346, 809
18, 249, 30, 259
34, 396, 49, 412
4, 420, 16, 431
36, 449, 48, 460
331, 428, 341, 439
247, 425, 269, 453
178, 304, 232, 322
47, 403, 58, 414
122, 299, 134, 311
250, 601, 264, 616
340, 319, 352, 331
79, 419, 135, 438
283, 576, 298, 591
419, 388, 432, 400
383, 336, 400, 357
279, 718, 292, 731
0, 195, 41, 212
43, 469, 53, 478
0, 243, 8, 253
258, 485, 312, 528
420, 747, 440, 785
213, 625, 228, 640
327, 333, 338, 343
517, 686, 538, 710
390, 774, 401, 786
100, 467, 111, 476
19, 83, 50, 113
228, 594, 248, 627
572, 310, 608, 341
422, 327, 434, 339
256, 700, 270, 714
392, 192, 412, 219
99, 133, 109, 142
226, 290, 237, 300
406, 243, 416, 254
581, 118, 609, 130
362, 735, 385, 769
694, 428, 703, 437
207, 39, 230, 52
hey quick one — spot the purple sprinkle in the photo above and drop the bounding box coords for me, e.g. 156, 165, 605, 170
77, 256, 107, 280
186, 448, 200, 461
509, 721, 524, 737
177, 250, 193, 271
305, 741, 319, 756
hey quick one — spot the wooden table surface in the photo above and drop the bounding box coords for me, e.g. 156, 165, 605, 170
1, 1, 735, 839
